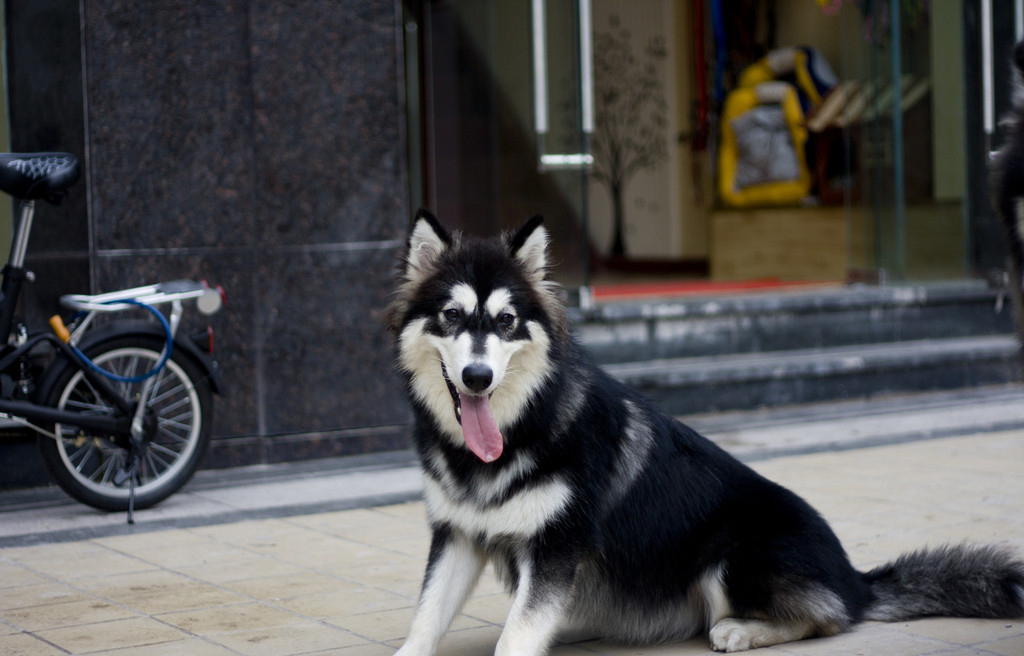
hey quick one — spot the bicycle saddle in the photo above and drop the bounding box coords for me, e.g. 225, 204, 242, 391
0, 152, 80, 202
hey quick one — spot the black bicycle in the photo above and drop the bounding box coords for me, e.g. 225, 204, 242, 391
0, 152, 225, 519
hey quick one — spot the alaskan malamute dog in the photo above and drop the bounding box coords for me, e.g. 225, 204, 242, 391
385, 210, 1024, 654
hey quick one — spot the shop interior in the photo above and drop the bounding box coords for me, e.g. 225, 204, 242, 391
406, 0, 967, 297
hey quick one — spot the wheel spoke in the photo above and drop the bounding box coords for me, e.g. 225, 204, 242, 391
149, 441, 181, 458
77, 376, 106, 407
146, 447, 174, 473
67, 443, 94, 471
158, 416, 194, 435
154, 426, 189, 446
93, 454, 120, 485
154, 394, 192, 416
149, 382, 188, 407
47, 343, 207, 509
158, 407, 195, 429
121, 355, 141, 381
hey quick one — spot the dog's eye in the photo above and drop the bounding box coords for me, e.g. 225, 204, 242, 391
498, 313, 516, 327
443, 308, 461, 322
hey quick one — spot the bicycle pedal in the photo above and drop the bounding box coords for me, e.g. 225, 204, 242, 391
113, 468, 131, 487
113, 460, 139, 487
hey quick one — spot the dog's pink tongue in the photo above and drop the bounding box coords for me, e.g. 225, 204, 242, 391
459, 393, 503, 463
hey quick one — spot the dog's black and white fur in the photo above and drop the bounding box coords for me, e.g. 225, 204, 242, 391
385, 210, 1024, 654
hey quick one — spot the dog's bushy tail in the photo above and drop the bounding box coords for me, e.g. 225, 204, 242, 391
862, 544, 1024, 621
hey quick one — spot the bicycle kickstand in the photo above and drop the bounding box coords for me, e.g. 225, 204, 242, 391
113, 454, 140, 525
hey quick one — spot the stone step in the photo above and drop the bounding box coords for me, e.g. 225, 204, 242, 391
602, 334, 1021, 416
574, 282, 1013, 364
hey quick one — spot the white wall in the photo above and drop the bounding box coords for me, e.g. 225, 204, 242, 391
588, 0, 681, 258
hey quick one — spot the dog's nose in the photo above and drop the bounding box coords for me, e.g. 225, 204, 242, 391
462, 364, 493, 393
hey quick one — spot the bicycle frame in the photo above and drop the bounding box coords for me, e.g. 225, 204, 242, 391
0, 197, 221, 442
0, 197, 134, 436
0, 333, 133, 437
0, 199, 38, 344
0, 152, 224, 517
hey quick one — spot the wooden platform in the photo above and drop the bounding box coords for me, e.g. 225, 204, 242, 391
711, 205, 849, 281
710, 202, 965, 281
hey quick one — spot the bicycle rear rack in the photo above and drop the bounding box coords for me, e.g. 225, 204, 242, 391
56, 280, 223, 346
61, 279, 222, 313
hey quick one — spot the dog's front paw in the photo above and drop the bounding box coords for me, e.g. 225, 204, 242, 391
709, 619, 757, 652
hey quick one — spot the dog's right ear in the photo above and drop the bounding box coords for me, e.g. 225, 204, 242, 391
404, 209, 452, 280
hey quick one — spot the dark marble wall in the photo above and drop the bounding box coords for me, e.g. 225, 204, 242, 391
3, 0, 412, 474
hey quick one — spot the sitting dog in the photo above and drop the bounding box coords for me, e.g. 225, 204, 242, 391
385, 210, 1024, 654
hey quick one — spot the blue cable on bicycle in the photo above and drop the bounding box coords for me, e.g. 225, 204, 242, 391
72, 300, 174, 383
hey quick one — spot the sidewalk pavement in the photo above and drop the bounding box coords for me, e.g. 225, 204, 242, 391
1, 399, 1024, 655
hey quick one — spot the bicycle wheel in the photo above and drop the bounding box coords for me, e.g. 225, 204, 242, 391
37, 335, 213, 511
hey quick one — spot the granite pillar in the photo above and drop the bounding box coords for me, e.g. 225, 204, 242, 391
3, 0, 411, 480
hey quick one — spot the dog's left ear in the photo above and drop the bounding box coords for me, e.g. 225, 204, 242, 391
509, 215, 549, 281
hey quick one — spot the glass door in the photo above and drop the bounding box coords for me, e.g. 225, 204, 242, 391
405, 0, 594, 291
839, 1, 970, 282
965, 0, 1021, 275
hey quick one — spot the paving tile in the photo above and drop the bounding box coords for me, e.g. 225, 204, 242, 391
225, 571, 348, 601
319, 510, 427, 544
778, 624, 954, 656
0, 631, 68, 656
312, 644, 401, 656
88, 637, 240, 655
372, 533, 433, 558
35, 616, 190, 653
2, 431, 1023, 656
570, 638, 718, 655
932, 492, 1024, 522
100, 540, 247, 571
546, 644, 615, 655
0, 597, 138, 631
326, 550, 425, 598
887, 617, 1024, 646
431, 625, 503, 655
472, 565, 509, 597
5, 542, 157, 581
206, 620, 367, 655
917, 518, 1024, 547
982, 632, 1024, 656
0, 582, 90, 610
157, 601, 307, 634
375, 501, 431, 521
0, 560, 49, 589
75, 569, 246, 614
275, 584, 412, 619
833, 506, 980, 538
94, 528, 223, 552
171, 550, 308, 584
189, 518, 301, 545
878, 434, 1024, 476
210, 525, 362, 569
460, 592, 514, 625
340, 605, 488, 643
790, 491, 898, 520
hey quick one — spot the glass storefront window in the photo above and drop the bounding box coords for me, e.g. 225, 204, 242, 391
405, 0, 1009, 294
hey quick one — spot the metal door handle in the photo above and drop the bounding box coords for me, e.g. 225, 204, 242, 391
532, 0, 594, 171
983, 0, 994, 137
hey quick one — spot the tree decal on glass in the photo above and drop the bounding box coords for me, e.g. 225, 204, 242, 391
591, 15, 668, 257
